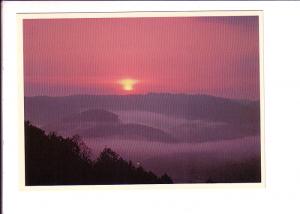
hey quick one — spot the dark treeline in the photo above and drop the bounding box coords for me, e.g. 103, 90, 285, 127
25, 121, 173, 185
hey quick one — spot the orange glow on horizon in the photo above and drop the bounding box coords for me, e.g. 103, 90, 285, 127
118, 79, 138, 91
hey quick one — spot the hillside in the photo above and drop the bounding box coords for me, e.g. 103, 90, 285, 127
24, 93, 260, 126
64, 109, 120, 123
25, 121, 173, 185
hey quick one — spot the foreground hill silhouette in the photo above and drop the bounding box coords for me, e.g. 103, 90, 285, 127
25, 121, 173, 185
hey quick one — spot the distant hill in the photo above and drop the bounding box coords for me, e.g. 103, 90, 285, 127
40, 108, 177, 142
24, 93, 260, 126
64, 109, 120, 123
78, 123, 178, 143
25, 93, 260, 143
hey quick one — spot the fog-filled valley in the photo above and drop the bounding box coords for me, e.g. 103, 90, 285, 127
25, 94, 261, 183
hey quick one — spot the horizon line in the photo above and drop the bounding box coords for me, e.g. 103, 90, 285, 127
24, 92, 259, 101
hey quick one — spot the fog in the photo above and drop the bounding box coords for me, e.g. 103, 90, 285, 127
114, 110, 228, 132
26, 95, 261, 183
83, 136, 260, 183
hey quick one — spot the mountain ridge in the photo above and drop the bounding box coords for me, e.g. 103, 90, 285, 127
25, 92, 259, 103
25, 93, 260, 125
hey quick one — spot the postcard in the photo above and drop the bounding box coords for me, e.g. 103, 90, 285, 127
18, 11, 264, 188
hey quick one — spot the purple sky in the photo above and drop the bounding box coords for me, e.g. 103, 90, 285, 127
23, 16, 260, 99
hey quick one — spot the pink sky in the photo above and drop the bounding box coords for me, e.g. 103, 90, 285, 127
23, 16, 260, 99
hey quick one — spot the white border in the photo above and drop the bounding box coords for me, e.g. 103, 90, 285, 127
17, 11, 264, 191
3, 2, 300, 214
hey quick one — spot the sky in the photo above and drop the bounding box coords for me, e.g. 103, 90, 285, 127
23, 16, 260, 99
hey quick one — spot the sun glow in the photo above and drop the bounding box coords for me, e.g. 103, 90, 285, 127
118, 79, 138, 91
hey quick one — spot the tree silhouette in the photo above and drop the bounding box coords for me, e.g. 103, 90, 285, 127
25, 121, 173, 185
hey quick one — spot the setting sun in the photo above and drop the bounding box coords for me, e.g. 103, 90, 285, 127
118, 79, 138, 91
